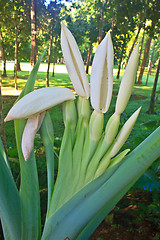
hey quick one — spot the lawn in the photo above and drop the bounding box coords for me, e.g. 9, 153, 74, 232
1, 62, 160, 239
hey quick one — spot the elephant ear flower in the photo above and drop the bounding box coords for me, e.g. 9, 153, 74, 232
61, 22, 89, 99
5, 87, 75, 160
90, 30, 114, 113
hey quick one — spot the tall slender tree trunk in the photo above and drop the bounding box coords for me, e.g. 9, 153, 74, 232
147, 56, 160, 114
138, 28, 145, 68
13, 3, 18, 90
145, 58, 152, 86
46, 23, 54, 87
145, 40, 156, 85
85, 43, 92, 74
0, 29, 7, 77
14, 29, 18, 90
135, 28, 145, 83
98, 0, 107, 44
127, 25, 142, 63
117, 56, 122, 79
2, 59, 7, 77
0, 78, 7, 155
52, 60, 56, 77
17, 59, 21, 71
30, 0, 37, 68
138, 37, 152, 84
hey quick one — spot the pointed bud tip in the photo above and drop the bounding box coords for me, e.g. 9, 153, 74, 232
4, 115, 13, 122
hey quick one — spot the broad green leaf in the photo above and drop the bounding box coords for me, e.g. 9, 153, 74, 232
0, 147, 21, 240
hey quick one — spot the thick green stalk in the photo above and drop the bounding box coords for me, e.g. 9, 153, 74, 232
42, 126, 160, 240
48, 122, 73, 216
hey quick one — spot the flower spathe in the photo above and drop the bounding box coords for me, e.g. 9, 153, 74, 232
115, 44, 139, 115
22, 112, 46, 161
90, 31, 114, 113
5, 87, 75, 160
61, 22, 89, 99
4, 87, 75, 121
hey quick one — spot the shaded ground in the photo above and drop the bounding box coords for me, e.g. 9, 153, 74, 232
89, 190, 160, 240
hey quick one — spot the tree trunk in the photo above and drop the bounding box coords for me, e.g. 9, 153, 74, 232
13, 5, 18, 90
145, 40, 156, 85
46, 24, 54, 87
138, 37, 152, 84
2, 59, 7, 77
147, 57, 160, 114
52, 61, 55, 77
17, 60, 21, 71
135, 28, 145, 83
85, 43, 92, 74
127, 25, 142, 63
98, 0, 108, 44
0, 29, 7, 77
30, 0, 37, 68
117, 56, 122, 79
145, 58, 152, 86
0, 79, 7, 155
138, 28, 145, 68
14, 34, 18, 89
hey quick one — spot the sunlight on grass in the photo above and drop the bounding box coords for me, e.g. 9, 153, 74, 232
1, 62, 159, 100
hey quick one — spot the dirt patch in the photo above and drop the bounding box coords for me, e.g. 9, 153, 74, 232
131, 94, 146, 100
89, 191, 160, 240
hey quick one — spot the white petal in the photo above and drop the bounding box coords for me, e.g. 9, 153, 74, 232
4, 87, 75, 121
61, 23, 89, 98
90, 31, 114, 113
22, 112, 46, 161
115, 44, 139, 115
111, 107, 141, 157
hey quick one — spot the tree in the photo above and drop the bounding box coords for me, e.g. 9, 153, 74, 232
30, 0, 37, 68
45, 0, 61, 87
145, 39, 156, 85
0, 0, 13, 77
138, 0, 160, 83
138, 36, 152, 84
98, 0, 108, 43
147, 56, 160, 114
0, 29, 7, 77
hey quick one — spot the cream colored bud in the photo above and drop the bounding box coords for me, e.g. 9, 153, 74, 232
111, 107, 141, 157
77, 96, 90, 127
61, 23, 89, 98
63, 100, 77, 130
104, 112, 120, 145
90, 31, 114, 113
89, 110, 104, 142
115, 44, 139, 115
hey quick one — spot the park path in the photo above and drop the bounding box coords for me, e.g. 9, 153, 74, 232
1, 87, 21, 96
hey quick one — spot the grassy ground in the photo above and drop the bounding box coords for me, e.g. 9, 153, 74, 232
1, 62, 160, 239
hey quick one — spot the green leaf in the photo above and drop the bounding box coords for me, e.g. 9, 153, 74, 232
16, 50, 46, 102
0, 140, 21, 240
13, 52, 46, 239
40, 112, 54, 211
